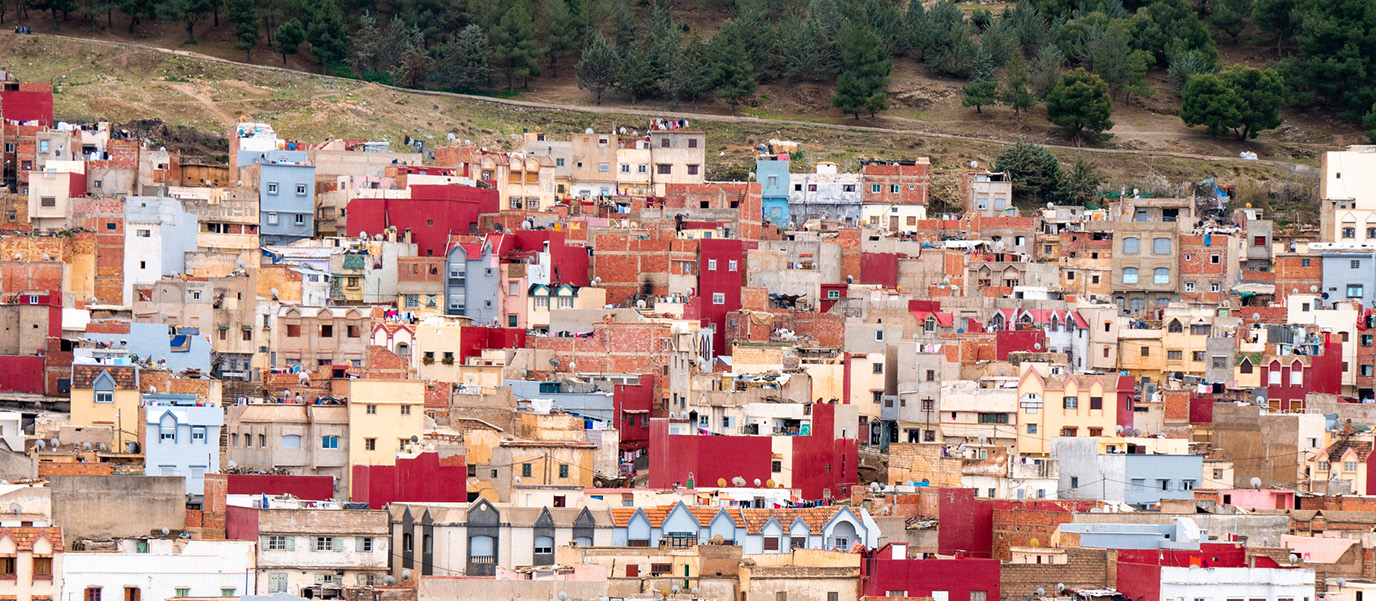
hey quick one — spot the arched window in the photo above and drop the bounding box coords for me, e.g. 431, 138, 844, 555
1122, 268, 1138, 284
1168, 320, 1182, 333
1122, 238, 1140, 254
1154, 268, 1170, 284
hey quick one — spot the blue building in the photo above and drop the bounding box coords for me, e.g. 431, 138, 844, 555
756, 155, 791, 225
1320, 246, 1376, 308
445, 240, 501, 324
1053, 437, 1203, 510
85, 322, 212, 373
505, 379, 614, 427
1058, 518, 1203, 550
242, 152, 315, 245
143, 393, 223, 497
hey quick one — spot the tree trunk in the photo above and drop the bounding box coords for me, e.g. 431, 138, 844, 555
51, 8, 59, 31
246, 47, 253, 62
282, 52, 288, 64
186, 20, 196, 43
108, 7, 112, 29
976, 105, 982, 114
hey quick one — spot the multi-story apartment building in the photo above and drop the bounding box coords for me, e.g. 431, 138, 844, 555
143, 393, 223, 496
234, 499, 390, 594
225, 402, 350, 491
272, 306, 378, 370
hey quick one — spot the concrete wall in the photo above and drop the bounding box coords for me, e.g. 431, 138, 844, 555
50, 475, 187, 541
1069, 512, 1290, 547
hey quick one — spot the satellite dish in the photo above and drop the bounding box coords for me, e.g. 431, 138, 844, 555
383, 576, 397, 585
1251, 477, 1262, 488
34, 440, 44, 450
732, 476, 746, 486
82, 442, 92, 451
1338, 578, 1347, 588
514, 476, 522, 483
692, 588, 700, 595
1311, 285, 1319, 292
970, 160, 978, 168
1057, 583, 1066, 592
228, 460, 237, 468
753, 478, 761, 486
1114, 425, 1124, 434
270, 287, 279, 300
1036, 588, 1045, 596
48, 438, 58, 449
9, 504, 20, 515
717, 478, 727, 487
549, 358, 562, 368
402, 569, 412, 580
672, 585, 681, 594
161, 527, 170, 535
558, 593, 569, 601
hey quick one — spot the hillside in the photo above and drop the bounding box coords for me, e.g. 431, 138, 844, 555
0, 31, 1323, 219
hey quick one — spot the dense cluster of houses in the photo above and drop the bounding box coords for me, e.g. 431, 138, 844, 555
5, 70, 1376, 601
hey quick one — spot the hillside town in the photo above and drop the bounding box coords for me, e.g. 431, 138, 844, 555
0, 70, 1372, 601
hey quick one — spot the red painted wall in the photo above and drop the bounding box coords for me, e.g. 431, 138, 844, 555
345, 184, 499, 257
226, 474, 335, 500
937, 489, 994, 558
862, 546, 1000, 599
350, 451, 469, 509
860, 252, 900, 288
1114, 560, 1161, 601
457, 326, 527, 361
994, 330, 1046, 360
790, 403, 858, 500
649, 417, 773, 489
1189, 397, 1214, 424
0, 90, 55, 125
0, 356, 45, 394
697, 239, 751, 357
1116, 375, 1136, 431
614, 374, 654, 453
511, 230, 591, 286
224, 505, 260, 541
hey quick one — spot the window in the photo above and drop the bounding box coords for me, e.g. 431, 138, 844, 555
1062, 427, 1077, 437
712, 292, 725, 304
1070, 477, 1079, 489
598, 162, 610, 172
688, 164, 700, 175
871, 184, 882, 193
708, 259, 717, 271
873, 363, 883, 374
1027, 424, 1037, 434
729, 260, 738, 271
1122, 237, 1140, 254
267, 183, 279, 194
1152, 238, 1171, 254
1154, 267, 1170, 284
764, 537, 780, 551
96, 391, 113, 404
1193, 351, 1206, 361
1350, 284, 1366, 298
365, 438, 376, 451
32, 556, 51, 577
1090, 396, 1103, 410
1141, 346, 1150, 357
402, 405, 412, 415
1291, 363, 1303, 386
268, 574, 288, 593
367, 404, 377, 415
296, 184, 308, 195
192, 427, 206, 442
1346, 461, 1358, 472
657, 164, 671, 174
314, 536, 336, 551
1122, 267, 1138, 284
1210, 254, 1221, 264
978, 413, 1009, 424
922, 399, 934, 411
559, 464, 569, 478
828, 289, 840, 299
522, 463, 533, 477
1063, 396, 1078, 410
321, 435, 339, 449
1168, 350, 1183, 360
267, 212, 279, 225
925, 370, 936, 382
266, 535, 292, 550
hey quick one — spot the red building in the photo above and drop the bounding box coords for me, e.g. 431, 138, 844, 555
507, 229, 591, 286
0, 81, 55, 126
226, 474, 335, 500
697, 238, 754, 358
648, 403, 857, 501
0, 290, 62, 395
861, 542, 1000, 600
820, 283, 848, 313
351, 451, 470, 508
1116, 542, 1281, 601
456, 325, 527, 362
345, 183, 498, 257
614, 374, 654, 457
1260, 340, 1343, 412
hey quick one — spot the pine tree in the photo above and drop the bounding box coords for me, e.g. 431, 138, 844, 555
1055, 155, 1104, 206
963, 79, 998, 113
1180, 73, 1244, 138
904, 0, 931, 59
306, 0, 348, 72
539, 0, 577, 77
1028, 45, 1065, 100
999, 53, 1036, 117
831, 19, 890, 118
576, 32, 620, 104
1208, 0, 1253, 45
1045, 67, 1114, 139
157, 0, 213, 43
661, 37, 714, 105
1218, 65, 1285, 140
491, 0, 542, 91
273, 17, 304, 64
441, 24, 495, 89
226, 0, 259, 61
707, 24, 758, 112
619, 45, 659, 103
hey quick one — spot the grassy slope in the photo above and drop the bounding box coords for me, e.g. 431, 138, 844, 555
1, 32, 1320, 219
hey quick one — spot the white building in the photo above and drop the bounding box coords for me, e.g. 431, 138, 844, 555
0, 411, 23, 452
1321, 145, 1376, 243
61, 539, 257, 601
1158, 566, 1314, 601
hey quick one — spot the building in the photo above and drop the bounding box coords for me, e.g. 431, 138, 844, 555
962, 170, 1014, 217
224, 403, 350, 493
1320, 145, 1376, 243
788, 163, 862, 225
226, 498, 390, 594
272, 306, 377, 371
62, 539, 256, 601
756, 154, 791, 225
568, 132, 619, 198
69, 364, 141, 451
861, 542, 999, 600
387, 500, 614, 576
647, 130, 707, 196
1053, 437, 1203, 509
143, 393, 223, 497
1015, 364, 1132, 456
0, 526, 60, 601
243, 159, 316, 246
347, 379, 425, 468
608, 502, 878, 554
1110, 221, 1181, 314
1317, 243, 1376, 308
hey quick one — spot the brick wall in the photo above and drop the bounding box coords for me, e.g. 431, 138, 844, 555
38, 462, 115, 476
991, 500, 1103, 561
887, 444, 964, 487
999, 547, 1114, 601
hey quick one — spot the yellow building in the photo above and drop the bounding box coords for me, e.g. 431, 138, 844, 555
70, 365, 142, 449
1016, 363, 1130, 456
346, 379, 425, 467
1306, 430, 1376, 494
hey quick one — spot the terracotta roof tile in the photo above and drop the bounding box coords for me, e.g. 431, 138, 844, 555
70, 365, 138, 390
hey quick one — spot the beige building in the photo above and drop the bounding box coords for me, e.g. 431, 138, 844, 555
69, 365, 141, 450
273, 306, 379, 370
615, 140, 652, 196
570, 133, 619, 198
224, 403, 350, 492
0, 526, 60, 601
27, 160, 86, 231
347, 379, 426, 467
1110, 220, 1181, 314
648, 131, 707, 196
1320, 145, 1376, 243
